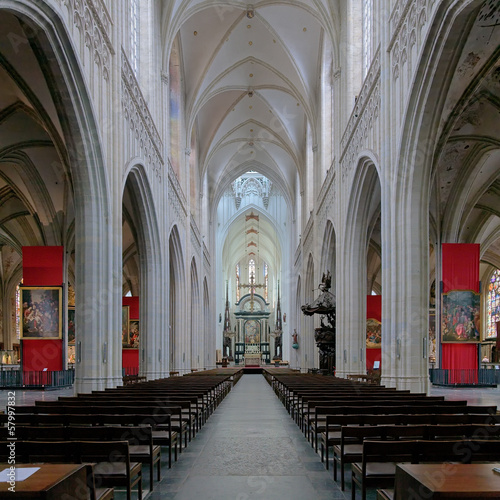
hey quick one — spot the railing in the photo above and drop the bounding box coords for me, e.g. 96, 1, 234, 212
122, 366, 140, 376
0, 370, 75, 389
429, 369, 498, 387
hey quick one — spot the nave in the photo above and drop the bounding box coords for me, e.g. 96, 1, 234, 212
149, 374, 342, 500
4, 374, 500, 499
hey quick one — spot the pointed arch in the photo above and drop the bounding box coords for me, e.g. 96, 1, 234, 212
123, 161, 164, 379
320, 219, 336, 294
190, 257, 201, 369
203, 276, 211, 368
0, 1, 115, 391
169, 225, 185, 373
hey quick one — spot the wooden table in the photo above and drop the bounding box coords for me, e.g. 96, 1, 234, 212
394, 463, 500, 499
0, 463, 89, 499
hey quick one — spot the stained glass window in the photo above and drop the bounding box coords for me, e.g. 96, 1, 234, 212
249, 259, 255, 292
264, 263, 268, 301
236, 264, 240, 302
487, 270, 500, 338
130, 0, 139, 74
363, 0, 373, 77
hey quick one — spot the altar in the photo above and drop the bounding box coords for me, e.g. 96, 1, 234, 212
244, 353, 261, 366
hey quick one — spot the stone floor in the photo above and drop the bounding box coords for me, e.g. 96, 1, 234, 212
3, 378, 500, 499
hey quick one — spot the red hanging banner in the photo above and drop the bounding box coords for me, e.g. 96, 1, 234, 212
366, 295, 382, 371
21, 246, 64, 372
441, 243, 479, 374
122, 296, 139, 372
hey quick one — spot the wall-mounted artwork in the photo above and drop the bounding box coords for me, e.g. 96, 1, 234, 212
441, 290, 480, 343
244, 319, 260, 344
122, 305, 130, 347
68, 307, 75, 344
128, 320, 139, 349
366, 318, 381, 348
20, 287, 62, 339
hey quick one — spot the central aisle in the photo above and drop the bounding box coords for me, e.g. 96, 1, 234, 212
152, 374, 345, 499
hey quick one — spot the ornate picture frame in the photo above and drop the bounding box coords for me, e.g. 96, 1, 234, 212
68, 307, 76, 344
441, 290, 480, 343
20, 286, 62, 339
366, 318, 382, 348
127, 319, 139, 349
122, 305, 130, 347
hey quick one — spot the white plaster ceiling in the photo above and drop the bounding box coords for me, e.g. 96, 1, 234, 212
167, 0, 336, 205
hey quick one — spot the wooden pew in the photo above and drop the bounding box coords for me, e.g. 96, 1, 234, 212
0, 440, 142, 500
309, 404, 497, 453
351, 439, 500, 500
0, 412, 179, 468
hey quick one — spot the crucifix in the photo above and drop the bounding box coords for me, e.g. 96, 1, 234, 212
238, 271, 265, 312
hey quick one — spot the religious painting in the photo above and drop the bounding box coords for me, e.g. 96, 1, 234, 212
127, 320, 139, 349
366, 318, 381, 348
20, 287, 62, 339
67, 307, 75, 344
122, 305, 130, 347
441, 290, 480, 343
67, 344, 75, 364
429, 309, 436, 363
245, 319, 260, 344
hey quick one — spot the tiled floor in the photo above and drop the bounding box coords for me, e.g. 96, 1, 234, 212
3, 379, 500, 499
149, 374, 346, 500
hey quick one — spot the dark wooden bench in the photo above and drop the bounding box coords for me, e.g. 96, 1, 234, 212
0, 440, 141, 500
0, 411, 178, 469
309, 404, 497, 453
0, 425, 157, 491
319, 412, 500, 469
351, 439, 500, 500
20, 403, 189, 451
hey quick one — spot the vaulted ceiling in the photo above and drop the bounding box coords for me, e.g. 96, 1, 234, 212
164, 0, 339, 208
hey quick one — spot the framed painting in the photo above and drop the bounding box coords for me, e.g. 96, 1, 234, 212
127, 319, 139, 349
441, 290, 481, 343
366, 318, 381, 348
429, 309, 436, 363
122, 305, 130, 347
68, 307, 75, 344
20, 286, 62, 339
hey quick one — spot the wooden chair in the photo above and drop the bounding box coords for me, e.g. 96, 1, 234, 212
68, 426, 160, 491
77, 440, 142, 500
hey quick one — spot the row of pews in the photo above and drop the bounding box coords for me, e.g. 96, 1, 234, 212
0, 368, 241, 500
266, 369, 500, 500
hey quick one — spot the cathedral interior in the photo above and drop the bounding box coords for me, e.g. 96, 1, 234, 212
0, 0, 498, 396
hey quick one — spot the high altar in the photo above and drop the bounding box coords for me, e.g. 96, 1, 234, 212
233, 293, 271, 365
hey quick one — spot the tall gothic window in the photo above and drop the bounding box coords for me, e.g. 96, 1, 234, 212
362, 0, 373, 77
487, 269, 500, 338
130, 0, 139, 74
249, 259, 255, 291
236, 264, 240, 302
264, 263, 268, 301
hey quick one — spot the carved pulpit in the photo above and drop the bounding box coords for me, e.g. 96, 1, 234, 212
301, 271, 336, 373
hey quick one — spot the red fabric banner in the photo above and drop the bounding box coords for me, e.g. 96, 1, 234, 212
122, 296, 139, 372
123, 296, 139, 319
122, 349, 139, 375
22, 339, 63, 371
22, 247, 64, 371
441, 243, 479, 373
367, 295, 382, 321
442, 244, 480, 293
366, 295, 382, 371
366, 348, 381, 371
22, 246, 64, 286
